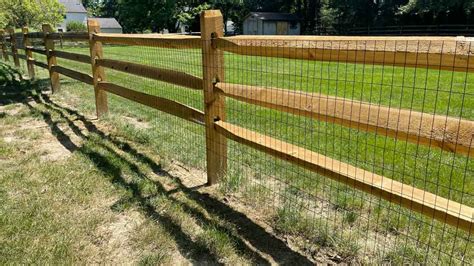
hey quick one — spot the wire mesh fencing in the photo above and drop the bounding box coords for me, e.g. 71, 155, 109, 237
0, 12, 472, 264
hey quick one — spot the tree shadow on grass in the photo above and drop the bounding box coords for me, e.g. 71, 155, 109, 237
0, 62, 313, 265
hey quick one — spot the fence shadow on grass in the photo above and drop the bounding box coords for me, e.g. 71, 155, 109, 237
0, 62, 313, 265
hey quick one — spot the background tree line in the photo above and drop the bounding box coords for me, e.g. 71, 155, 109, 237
84, 0, 474, 34
1, 0, 473, 34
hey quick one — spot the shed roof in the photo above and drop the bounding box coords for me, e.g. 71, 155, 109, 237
93, 18, 122, 29
58, 0, 87, 13
245, 12, 300, 21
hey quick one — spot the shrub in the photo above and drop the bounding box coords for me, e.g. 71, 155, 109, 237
66, 21, 86, 32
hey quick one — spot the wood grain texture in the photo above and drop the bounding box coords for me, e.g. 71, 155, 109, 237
52, 50, 91, 64
30, 59, 48, 69
216, 36, 474, 72
0, 30, 9, 61
98, 82, 204, 124
42, 24, 60, 93
22, 27, 35, 79
215, 82, 474, 157
88, 19, 108, 118
48, 32, 89, 40
7, 28, 20, 67
96, 58, 203, 90
201, 10, 227, 185
214, 120, 474, 233
93, 33, 201, 49
51, 65, 93, 85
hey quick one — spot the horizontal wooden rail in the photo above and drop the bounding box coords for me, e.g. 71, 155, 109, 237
26, 46, 47, 55
215, 82, 474, 157
93, 33, 201, 49
17, 54, 27, 60
96, 58, 202, 90
98, 82, 204, 124
214, 120, 474, 233
51, 65, 93, 85
30, 59, 48, 69
216, 36, 474, 72
51, 50, 91, 64
48, 32, 89, 40
26, 32, 45, 39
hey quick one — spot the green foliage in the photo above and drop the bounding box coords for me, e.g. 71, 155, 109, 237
66, 21, 87, 32
0, 0, 65, 29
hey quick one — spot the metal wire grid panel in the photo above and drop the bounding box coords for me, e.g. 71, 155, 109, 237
215, 37, 473, 263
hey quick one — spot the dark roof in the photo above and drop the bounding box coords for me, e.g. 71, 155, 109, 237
59, 0, 87, 13
93, 18, 122, 29
245, 12, 300, 21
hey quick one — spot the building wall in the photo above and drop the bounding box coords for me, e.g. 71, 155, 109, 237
58, 12, 88, 31
243, 18, 300, 35
100, 28, 123, 34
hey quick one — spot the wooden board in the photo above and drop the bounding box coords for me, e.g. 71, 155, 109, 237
214, 120, 474, 233
201, 10, 227, 185
98, 82, 205, 125
26, 32, 45, 39
88, 19, 108, 118
26, 46, 47, 55
96, 58, 202, 90
216, 36, 474, 73
51, 65, 94, 85
48, 32, 89, 40
51, 50, 91, 64
215, 82, 474, 157
30, 59, 48, 69
93, 33, 201, 49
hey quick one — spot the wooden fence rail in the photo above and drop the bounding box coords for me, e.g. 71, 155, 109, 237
0, 11, 472, 234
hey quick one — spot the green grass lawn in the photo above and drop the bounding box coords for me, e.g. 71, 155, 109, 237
10, 42, 474, 264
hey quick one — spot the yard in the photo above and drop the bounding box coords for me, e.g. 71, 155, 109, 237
1, 41, 473, 264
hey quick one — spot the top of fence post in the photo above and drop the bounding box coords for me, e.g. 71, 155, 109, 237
200, 10, 227, 185
87, 18, 108, 118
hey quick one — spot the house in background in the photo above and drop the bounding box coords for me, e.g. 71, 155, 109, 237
58, 0, 87, 32
57, 0, 122, 33
93, 18, 123, 33
243, 12, 300, 35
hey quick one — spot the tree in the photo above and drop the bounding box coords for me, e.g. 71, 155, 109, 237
0, 0, 65, 29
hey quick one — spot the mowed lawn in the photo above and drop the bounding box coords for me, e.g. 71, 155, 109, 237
18, 43, 474, 263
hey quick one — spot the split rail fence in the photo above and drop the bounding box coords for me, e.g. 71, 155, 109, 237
1, 10, 472, 263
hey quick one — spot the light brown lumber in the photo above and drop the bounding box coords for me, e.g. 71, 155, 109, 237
51, 50, 91, 64
215, 82, 474, 157
51, 65, 93, 85
26, 32, 45, 39
26, 47, 47, 55
216, 36, 474, 73
30, 59, 48, 69
42, 24, 60, 93
0, 29, 9, 61
16, 54, 27, 60
7, 28, 20, 67
88, 19, 108, 118
48, 32, 89, 40
201, 10, 227, 185
214, 120, 474, 233
22, 28, 35, 79
98, 82, 204, 125
93, 33, 201, 49
96, 58, 202, 90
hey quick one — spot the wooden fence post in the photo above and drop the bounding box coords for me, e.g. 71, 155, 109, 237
7, 28, 20, 67
22, 27, 35, 79
42, 24, 60, 93
87, 19, 108, 118
200, 10, 227, 185
0, 29, 9, 61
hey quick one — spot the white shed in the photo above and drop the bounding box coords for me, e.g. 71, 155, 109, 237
243, 12, 300, 35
